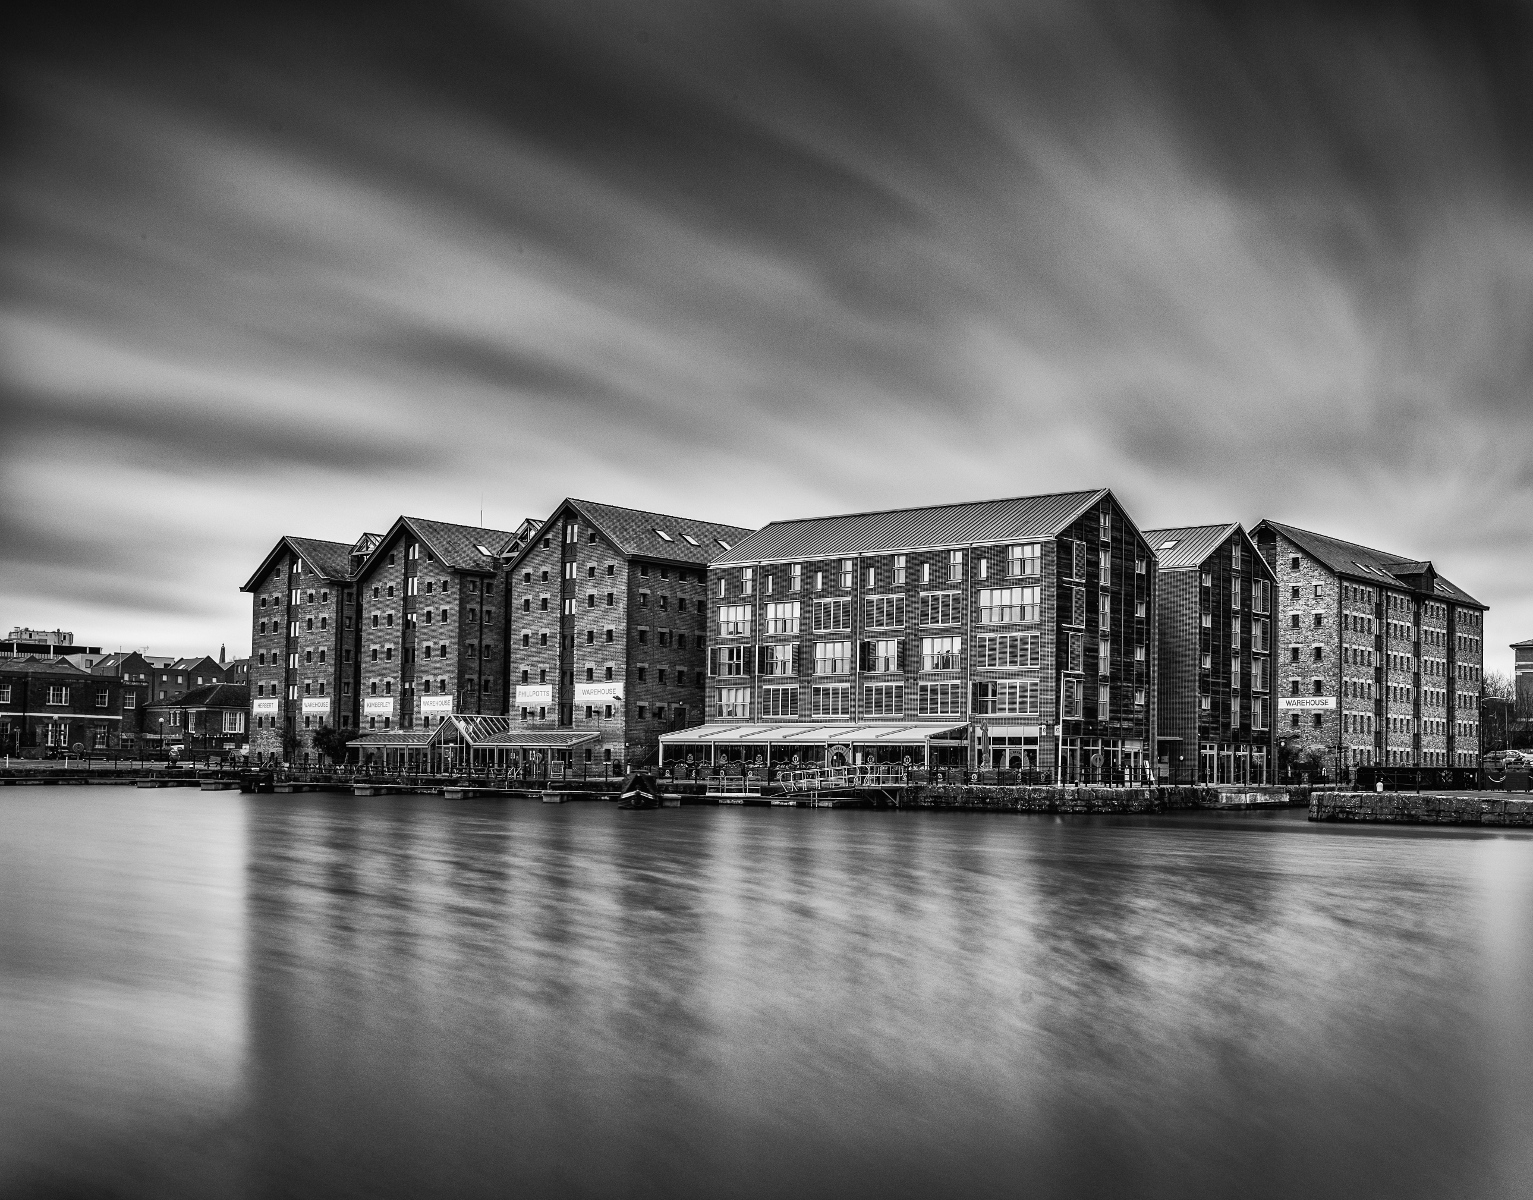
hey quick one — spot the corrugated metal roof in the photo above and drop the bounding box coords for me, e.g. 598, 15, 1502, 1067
1142, 524, 1239, 571
1260, 521, 1485, 607
715, 489, 1107, 564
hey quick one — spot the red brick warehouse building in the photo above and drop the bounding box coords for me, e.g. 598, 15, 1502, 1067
664, 489, 1157, 780
503, 499, 756, 773
1252, 521, 1486, 777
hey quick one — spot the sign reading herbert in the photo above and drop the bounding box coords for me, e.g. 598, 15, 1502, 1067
252, 698, 280, 714
574, 681, 624, 704
301, 697, 330, 715
516, 684, 554, 705
1278, 696, 1337, 711
362, 696, 394, 715
419, 694, 454, 716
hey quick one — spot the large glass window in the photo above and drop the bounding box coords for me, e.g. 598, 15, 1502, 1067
918, 682, 964, 716
977, 586, 1040, 625
813, 598, 852, 631
814, 641, 853, 675
975, 633, 1040, 668
764, 601, 800, 635
760, 686, 798, 717
863, 683, 904, 717
920, 636, 962, 671
715, 688, 750, 719
919, 592, 960, 625
974, 679, 1040, 716
718, 604, 752, 637
1007, 543, 1042, 578
864, 595, 905, 629
762, 644, 796, 676
812, 685, 851, 717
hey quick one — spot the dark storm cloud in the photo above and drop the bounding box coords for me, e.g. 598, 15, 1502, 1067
2, 0, 1531, 660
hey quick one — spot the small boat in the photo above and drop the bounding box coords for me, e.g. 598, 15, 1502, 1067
616, 771, 660, 810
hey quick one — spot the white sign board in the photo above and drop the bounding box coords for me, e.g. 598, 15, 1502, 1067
1278, 696, 1337, 711
516, 684, 554, 705
301, 697, 331, 715
363, 696, 394, 715
419, 694, 455, 716
252, 698, 280, 714
574, 682, 624, 704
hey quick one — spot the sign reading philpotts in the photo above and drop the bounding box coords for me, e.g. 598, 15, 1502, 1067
419, 694, 454, 716
301, 697, 330, 715
516, 684, 554, 705
574, 682, 624, 704
1278, 696, 1337, 711
252, 698, 280, 714
362, 696, 394, 716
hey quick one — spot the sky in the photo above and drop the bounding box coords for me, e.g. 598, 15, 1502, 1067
2, 0, 1530, 673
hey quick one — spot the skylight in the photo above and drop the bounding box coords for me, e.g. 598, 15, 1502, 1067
654, 529, 673, 541
682, 534, 700, 546
1159, 540, 1178, 550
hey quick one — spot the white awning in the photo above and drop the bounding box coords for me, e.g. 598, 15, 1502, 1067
660, 721, 967, 746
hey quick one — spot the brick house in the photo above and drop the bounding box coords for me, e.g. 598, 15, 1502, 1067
241, 534, 371, 763
1143, 524, 1277, 784
88, 651, 155, 745
143, 684, 251, 756
1516, 637, 1533, 718
1252, 521, 1486, 777
667, 489, 1156, 780
347, 515, 522, 742
0, 656, 128, 755
503, 499, 756, 772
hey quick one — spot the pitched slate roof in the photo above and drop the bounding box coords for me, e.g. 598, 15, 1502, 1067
1511, 637, 1533, 650
716, 489, 1108, 564
0, 655, 90, 676
352, 517, 520, 580
1142, 524, 1239, 571
505, 500, 756, 571
1259, 521, 1485, 607
241, 535, 356, 590
149, 683, 249, 709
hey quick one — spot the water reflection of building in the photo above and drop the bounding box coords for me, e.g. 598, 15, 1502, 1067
666, 489, 1157, 780
1252, 521, 1486, 777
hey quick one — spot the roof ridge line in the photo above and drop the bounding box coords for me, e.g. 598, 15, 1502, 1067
756, 487, 1107, 530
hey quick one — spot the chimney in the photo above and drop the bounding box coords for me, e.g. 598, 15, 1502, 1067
219, 643, 226, 663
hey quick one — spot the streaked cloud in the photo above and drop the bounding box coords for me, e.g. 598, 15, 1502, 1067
2, 1, 1530, 668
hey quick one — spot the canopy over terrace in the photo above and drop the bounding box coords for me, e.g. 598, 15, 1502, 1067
658, 722, 968, 767
355, 716, 599, 773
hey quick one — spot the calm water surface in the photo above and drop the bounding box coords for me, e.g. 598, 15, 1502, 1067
2, 787, 1531, 1199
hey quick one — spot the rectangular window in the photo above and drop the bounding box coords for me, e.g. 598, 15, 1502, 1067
1066, 587, 1085, 627
1097, 684, 1110, 709
813, 598, 852, 631
814, 641, 853, 675
712, 645, 750, 676
865, 638, 903, 673
865, 566, 876, 589
1007, 543, 1042, 578
947, 550, 964, 583
790, 563, 802, 592
765, 601, 801, 635
1067, 632, 1084, 674
1253, 579, 1270, 615
741, 566, 754, 596
1098, 640, 1111, 676
760, 686, 799, 717
918, 682, 964, 716
1063, 676, 1083, 719
1251, 618, 1269, 654
973, 679, 1040, 716
812, 684, 851, 717
865, 594, 905, 629
1098, 592, 1111, 632
976, 586, 1039, 625
1252, 696, 1268, 730
863, 683, 904, 717
1231, 617, 1242, 649
48, 685, 69, 705
920, 591, 960, 626
715, 687, 751, 719
975, 632, 1040, 669
1231, 657, 1241, 689
761, 644, 797, 677
123, 691, 136, 708
920, 636, 962, 671
1099, 549, 1111, 587
893, 555, 907, 585
95, 691, 109, 708
718, 604, 752, 637
839, 559, 854, 589
1252, 658, 1268, 692
1099, 511, 1112, 542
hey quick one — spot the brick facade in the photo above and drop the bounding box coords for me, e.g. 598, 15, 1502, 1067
0, 658, 128, 755
505, 500, 751, 770
1254, 521, 1486, 776
696, 489, 1155, 778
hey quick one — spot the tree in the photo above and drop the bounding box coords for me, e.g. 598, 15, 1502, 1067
312, 725, 356, 766
280, 723, 301, 762
1484, 670, 1514, 701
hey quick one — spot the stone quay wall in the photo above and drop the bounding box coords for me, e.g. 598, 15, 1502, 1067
904, 784, 1309, 814
1309, 792, 1533, 827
